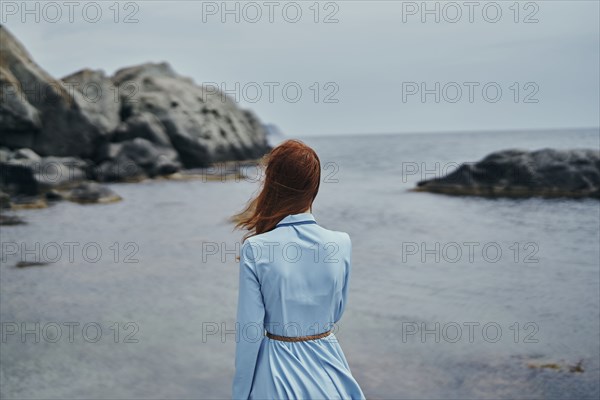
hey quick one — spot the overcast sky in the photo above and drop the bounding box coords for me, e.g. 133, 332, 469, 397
3, 0, 599, 136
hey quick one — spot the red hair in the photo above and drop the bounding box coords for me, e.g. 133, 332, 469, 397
233, 139, 321, 241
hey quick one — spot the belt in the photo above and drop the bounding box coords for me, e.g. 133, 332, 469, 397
266, 330, 332, 342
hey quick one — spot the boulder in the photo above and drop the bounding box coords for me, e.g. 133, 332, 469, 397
153, 155, 180, 176
416, 148, 600, 198
13, 147, 41, 161
0, 214, 26, 225
45, 189, 64, 201
0, 148, 11, 162
111, 112, 172, 147
62, 182, 122, 204
61, 68, 121, 135
93, 138, 181, 180
0, 44, 41, 147
96, 142, 123, 162
0, 190, 10, 208
35, 156, 88, 188
7, 195, 47, 209
0, 25, 105, 158
0, 162, 39, 195
0, 152, 88, 195
119, 138, 180, 173
112, 62, 270, 167
94, 153, 146, 182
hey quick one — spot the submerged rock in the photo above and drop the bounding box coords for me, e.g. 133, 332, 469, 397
8, 195, 47, 209
0, 213, 26, 226
416, 148, 600, 198
526, 359, 585, 373
62, 182, 122, 204
15, 261, 50, 268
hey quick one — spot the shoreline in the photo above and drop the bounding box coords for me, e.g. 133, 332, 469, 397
0, 159, 263, 217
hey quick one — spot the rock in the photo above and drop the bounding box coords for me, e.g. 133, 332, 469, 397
0, 213, 26, 226
526, 359, 585, 373
569, 360, 584, 373
119, 137, 180, 175
63, 182, 122, 204
94, 153, 146, 182
45, 189, 64, 201
13, 148, 41, 161
1, 162, 39, 195
112, 62, 269, 167
0, 156, 88, 194
416, 148, 600, 198
9, 195, 47, 209
153, 154, 181, 176
15, 261, 50, 268
0, 25, 270, 191
94, 138, 181, 180
61, 68, 121, 135
96, 142, 124, 162
0, 155, 88, 195
0, 25, 105, 157
111, 112, 173, 147
35, 156, 88, 188
0, 45, 41, 147
0, 148, 11, 162
0, 190, 11, 208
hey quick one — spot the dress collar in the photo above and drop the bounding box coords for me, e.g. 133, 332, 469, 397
275, 212, 316, 227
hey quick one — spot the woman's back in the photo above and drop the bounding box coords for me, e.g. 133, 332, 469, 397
243, 212, 351, 337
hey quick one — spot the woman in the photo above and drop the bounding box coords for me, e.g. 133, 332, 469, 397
231, 139, 365, 399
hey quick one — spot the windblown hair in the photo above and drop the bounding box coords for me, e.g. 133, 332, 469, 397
232, 139, 321, 241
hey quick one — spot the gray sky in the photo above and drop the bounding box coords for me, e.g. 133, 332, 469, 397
3, 0, 599, 136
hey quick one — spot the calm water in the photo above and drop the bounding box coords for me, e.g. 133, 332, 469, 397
1, 129, 599, 399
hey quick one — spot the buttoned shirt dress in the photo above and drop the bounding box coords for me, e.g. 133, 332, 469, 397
232, 212, 365, 400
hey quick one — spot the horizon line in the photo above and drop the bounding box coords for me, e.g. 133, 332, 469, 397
293, 126, 600, 139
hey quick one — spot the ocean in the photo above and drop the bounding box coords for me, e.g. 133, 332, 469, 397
1, 128, 599, 399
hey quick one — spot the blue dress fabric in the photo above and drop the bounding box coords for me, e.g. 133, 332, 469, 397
232, 212, 365, 400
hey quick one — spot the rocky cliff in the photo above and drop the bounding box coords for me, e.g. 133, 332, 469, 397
0, 25, 269, 174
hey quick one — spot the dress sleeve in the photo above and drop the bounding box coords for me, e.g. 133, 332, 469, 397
334, 233, 352, 324
232, 240, 265, 400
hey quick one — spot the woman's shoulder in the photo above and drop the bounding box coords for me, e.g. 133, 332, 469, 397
243, 225, 351, 247
319, 226, 351, 245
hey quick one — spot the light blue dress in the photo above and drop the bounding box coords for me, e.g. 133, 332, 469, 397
232, 212, 365, 400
